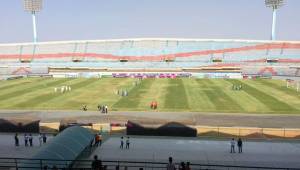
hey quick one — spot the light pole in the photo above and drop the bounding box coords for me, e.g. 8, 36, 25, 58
23, 0, 43, 43
265, 0, 285, 40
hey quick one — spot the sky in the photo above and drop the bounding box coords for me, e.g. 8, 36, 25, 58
0, 0, 300, 43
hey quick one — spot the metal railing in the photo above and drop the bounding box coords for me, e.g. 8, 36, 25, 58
0, 157, 299, 170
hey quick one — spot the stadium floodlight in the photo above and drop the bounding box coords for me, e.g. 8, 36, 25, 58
23, 0, 43, 43
265, 0, 285, 40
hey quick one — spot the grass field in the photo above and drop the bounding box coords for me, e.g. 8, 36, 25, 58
0, 77, 299, 114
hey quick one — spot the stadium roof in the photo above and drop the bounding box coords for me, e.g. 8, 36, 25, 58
0, 38, 300, 46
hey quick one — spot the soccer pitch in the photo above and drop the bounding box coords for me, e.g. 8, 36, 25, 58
0, 77, 299, 114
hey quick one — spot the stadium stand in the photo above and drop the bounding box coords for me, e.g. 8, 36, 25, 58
0, 38, 299, 78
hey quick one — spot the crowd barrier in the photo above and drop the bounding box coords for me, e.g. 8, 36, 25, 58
39, 122, 300, 139
195, 126, 300, 139
0, 157, 298, 170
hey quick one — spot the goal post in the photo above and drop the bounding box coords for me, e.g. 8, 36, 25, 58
286, 79, 299, 92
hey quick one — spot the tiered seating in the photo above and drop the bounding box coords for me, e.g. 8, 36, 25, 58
0, 39, 299, 71
242, 66, 298, 76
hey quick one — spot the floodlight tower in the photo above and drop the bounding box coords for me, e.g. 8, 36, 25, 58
265, 0, 284, 40
23, 0, 43, 43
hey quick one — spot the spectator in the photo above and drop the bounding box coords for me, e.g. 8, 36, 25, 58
179, 162, 185, 170
24, 134, 28, 147
14, 133, 19, 146
94, 134, 100, 147
167, 157, 175, 170
39, 133, 43, 146
90, 135, 94, 147
237, 138, 243, 153
125, 137, 130, 149
29, 134, 33, 147
99, 134, 102, 146
120, 136, 124, 149
115, 165, 119, 170
43, 134, 47, 144
230, 138, 235, 153
91, 155, 102, 170
186, 162, 191, 170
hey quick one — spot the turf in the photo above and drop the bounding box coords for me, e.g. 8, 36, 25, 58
164, 79, 189, 110
0, 77, 299, 114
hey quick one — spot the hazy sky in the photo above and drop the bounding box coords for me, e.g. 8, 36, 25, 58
0, 0, 299, 43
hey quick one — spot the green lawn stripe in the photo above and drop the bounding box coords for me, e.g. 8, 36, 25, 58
129, 78, 169, 111
183, 78, 215, 111
227, 79, 297, 112
113, 79, 155, 109
33, 78, 98, 108
243, 79, 300, 111
212, 79, 270, 113
0, 78, 49, 95
12, 78, 90, 108
0, 78, 44, 91
196, 79, 243, 111
257, 79, 300, 99
55, 78, 133, 110
188, 79, 217, 111
0, 78, 72, 102
164, 78, 189, 109
0, 82, 27, 91
1, 77, 299, 113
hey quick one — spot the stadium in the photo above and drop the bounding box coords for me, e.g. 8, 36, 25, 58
1, 0, 300, 169
0, 38, 300, 113
0, 38, 300, 78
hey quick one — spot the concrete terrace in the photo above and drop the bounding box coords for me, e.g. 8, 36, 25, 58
87, 136, 300, 169
1, 133, 300, 169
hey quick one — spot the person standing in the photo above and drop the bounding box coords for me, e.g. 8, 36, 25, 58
102, 105, 105, 113
120, 136, 124, 149
29, 134, 33, 147
99, 134, 102, 146
14, 133, 19, 146
91, 155, 102, 170
97, 104, 101, 112
230, 138, 235, 153
42, 134, 47, 144
179, 162, 185, 170
105, 105, 108, 114
166, 157, 176, 170
95, 134, 100, 147
125, 137, 130, 149
24, 134, 28, 147
186, 162, 191, 170
237, 138, 243, 153
154, 101, 157, 110
38, 133, 43, 146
